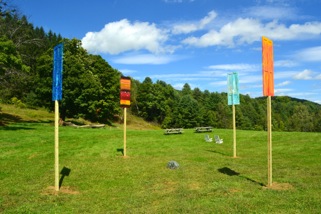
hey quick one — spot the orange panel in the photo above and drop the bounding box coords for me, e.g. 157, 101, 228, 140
120, 100, 131, 106
120, 77, 131, 91
262, 36, 274, 96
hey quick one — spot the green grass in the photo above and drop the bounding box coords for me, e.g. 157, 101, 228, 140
1, 105, 321, 213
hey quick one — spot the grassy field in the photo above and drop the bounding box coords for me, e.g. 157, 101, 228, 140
1, 105, 321, 213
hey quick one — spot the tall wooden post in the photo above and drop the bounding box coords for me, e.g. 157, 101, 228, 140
227, 72, 239, 158
267, 96, 272, 186
123, 107, 127, 157
233, 104, 236, 158
52, 43, 63, 192
120, 76, 131, 157
54, 100, 59, 191
262, 36, 274, 187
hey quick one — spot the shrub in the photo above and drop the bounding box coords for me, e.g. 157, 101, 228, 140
11, 97, 27, 108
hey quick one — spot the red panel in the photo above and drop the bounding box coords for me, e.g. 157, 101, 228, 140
120, 91, 130, 107
120, 91, 130, 100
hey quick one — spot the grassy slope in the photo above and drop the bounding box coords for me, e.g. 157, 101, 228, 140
0, 104, 54, 125
0, 103, 160, 130
1, 104, 321, 213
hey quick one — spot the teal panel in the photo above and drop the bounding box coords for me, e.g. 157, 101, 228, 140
227, 72, 240, 105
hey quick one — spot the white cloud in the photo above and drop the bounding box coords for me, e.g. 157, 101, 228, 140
294, 46, 321, 62
244, 6, 297, 20
171, 82, 198, 90
182, 18, 262, 47
182, 18, 321, 47
164, 0, 183, 2
82, 19, 168, 54
277, 81, 291, 86
286, 92, 318, 98
112, 54, 180, 65
239, 75, 262, 84
275, 88, 293, 93
81, 10, 321, 56
199, 11, 217, 28
172, 10, 217, 34
316, 74, 321, 80
81, 8, 321, 79
210, 80, 226, 86
275, 71, 297, 79
274, 60, 298, 67
200, 70, 230, 78
150, 72, 214, 80
163, 0, 195, 3
207, 63, 259, 72
118, 69, 137, 75
241, 83, 262, 90
293, 69, 313, 80
172, 83, 184, 90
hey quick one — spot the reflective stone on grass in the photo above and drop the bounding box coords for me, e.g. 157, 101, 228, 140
167, 160, 179, 169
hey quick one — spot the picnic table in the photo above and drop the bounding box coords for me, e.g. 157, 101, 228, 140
195, 127, 213, 133
164, 128, 184, 135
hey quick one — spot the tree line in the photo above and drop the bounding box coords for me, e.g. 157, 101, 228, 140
130, 79, 321, 132
1, 1, 321, 132
0, 1, 121, 124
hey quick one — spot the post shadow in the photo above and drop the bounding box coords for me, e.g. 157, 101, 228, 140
218, 167, 264, 186
116, 148, 124, 155
59, 166, 71, 188
218, 167, 240, 176
206, 149, 228, 157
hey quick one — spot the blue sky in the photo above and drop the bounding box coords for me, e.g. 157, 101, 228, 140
14, 0, 321, 103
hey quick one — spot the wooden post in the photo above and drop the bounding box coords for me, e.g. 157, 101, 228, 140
233, 104, 236, 158
54, 100, 59, 191
123, 107, 127, 157
267, 96, 272, 186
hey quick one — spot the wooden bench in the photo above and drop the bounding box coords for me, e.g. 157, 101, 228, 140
164, 128, 183, 135
195, 127, 213, 133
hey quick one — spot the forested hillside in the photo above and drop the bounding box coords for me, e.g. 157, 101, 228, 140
1, 1, 320, 132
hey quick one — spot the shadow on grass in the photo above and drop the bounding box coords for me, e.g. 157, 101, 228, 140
218, 167, 240, 176
0, 112, 24, 125
59, 167, 71, 188
206, 149, 229, 157
218, 167, 264, 186
0, 126, 36, 130
117, 148, 124, 155
0, 112, 53, 129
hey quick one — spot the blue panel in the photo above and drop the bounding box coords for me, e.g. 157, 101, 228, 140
227, 72, 240, 105
52, 43, 64, 101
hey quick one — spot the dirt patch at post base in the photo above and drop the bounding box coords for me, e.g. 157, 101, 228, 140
42, 186, 80, 195
263, 182, 294, 191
